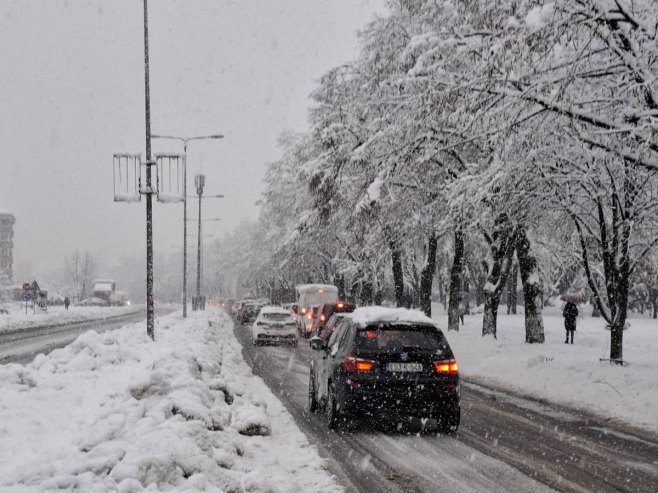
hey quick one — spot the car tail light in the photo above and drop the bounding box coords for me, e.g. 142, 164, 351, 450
434, 359, 459, 375
320, 314, 326, 322
344, 354, 375, 372
337, 302, 344, 308
307, 313, 313, 320
301, 307, 307, 314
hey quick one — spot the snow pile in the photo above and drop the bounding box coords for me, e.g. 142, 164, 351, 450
0, 310, 342, 493
0, 304, 141, 334
433, 304, 658, 434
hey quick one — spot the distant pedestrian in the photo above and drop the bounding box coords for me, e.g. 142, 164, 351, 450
64, 297, 70, 310
563, 301, 578, 343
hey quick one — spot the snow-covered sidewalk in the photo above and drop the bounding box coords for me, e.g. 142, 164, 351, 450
434, 304, 658, 435
0, 304, 142, 334
0, 309, 342, 493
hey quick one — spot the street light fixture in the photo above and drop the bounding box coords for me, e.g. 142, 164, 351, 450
151, 134, 223, 318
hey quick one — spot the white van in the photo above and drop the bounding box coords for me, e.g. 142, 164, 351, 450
295, 284, 338, 336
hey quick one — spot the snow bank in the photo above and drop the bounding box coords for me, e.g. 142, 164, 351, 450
433, 304, 658, 435
0, 304, 141, 334
0, 310, 342, 493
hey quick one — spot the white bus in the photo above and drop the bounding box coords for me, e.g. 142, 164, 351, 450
295, 284, 339, 336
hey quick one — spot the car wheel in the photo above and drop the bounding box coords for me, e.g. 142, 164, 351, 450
308, 372, 318, 414
437, 406, 460, 434
327, 383, 342, 430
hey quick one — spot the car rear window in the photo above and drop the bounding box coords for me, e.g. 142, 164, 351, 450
263, 312, 290, 321
356, 324, 449, 352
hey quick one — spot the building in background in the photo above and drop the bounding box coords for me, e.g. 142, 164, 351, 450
0, 212, 15, 285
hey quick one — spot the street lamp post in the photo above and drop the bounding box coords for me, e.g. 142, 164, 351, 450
194, 175, 205, 310
151, 134, 223, 317
143, 0, 155, 339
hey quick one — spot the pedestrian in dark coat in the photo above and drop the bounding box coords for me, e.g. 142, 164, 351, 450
563, 301, 578, 343
64, 297, 70, 310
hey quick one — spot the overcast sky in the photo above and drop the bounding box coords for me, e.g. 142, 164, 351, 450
0, 0, 386, 277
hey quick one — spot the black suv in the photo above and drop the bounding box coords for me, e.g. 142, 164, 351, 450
308, 308, 460, 432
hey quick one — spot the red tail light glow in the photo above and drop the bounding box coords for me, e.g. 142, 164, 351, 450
320, 315, 326, 322
301, 308, 307, 314
434, 359, 459, 375
344, 354, 375, 372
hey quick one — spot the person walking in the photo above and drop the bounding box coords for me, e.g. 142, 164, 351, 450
563, 301, 578, 343
64, 296, 70, 310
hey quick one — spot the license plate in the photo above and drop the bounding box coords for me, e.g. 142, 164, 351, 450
386, 363, 423, 372
271, 324, 283, 329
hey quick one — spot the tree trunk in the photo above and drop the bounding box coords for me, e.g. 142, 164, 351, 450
438, 281, 446, 311
475, 281, 483, 306
609, 323, 624, 361
482, 214, 517, 338
462, 278, 470, 316
420, 234, 438, 317
390, 242, 405, 307
516, 226, 545, 343
507, 262, 518, 314
361, 281, 373, 306
336, 274, 346, 300
591, 295, 601, 317
482, 293, 499, 337
448, 227, 464, 331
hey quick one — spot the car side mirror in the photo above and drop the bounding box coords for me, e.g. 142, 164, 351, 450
309, 336, 326, 351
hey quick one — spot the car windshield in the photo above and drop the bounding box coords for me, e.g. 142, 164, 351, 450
262, 312, 290, 321
356, 324, 449, 353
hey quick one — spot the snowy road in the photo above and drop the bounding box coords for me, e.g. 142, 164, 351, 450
0, 308, 174, 364
233, 323, 658, 493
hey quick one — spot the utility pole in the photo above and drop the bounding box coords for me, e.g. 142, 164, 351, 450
143, 0, 155, 339
194, 174, 205, 310
183, 146, 188, 317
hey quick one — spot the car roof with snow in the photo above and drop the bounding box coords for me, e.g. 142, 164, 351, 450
349, 307, 438, 328
259, 306, 291, 314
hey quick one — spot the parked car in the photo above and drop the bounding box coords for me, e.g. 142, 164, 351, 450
252, 306, 298, 346
307, 307, 460, 432
312, 301, 356, 337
